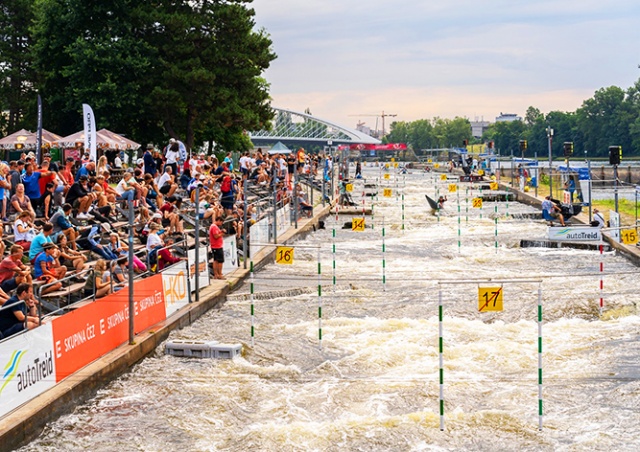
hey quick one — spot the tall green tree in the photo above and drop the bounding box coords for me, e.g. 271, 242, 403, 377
0, 0, 36, 133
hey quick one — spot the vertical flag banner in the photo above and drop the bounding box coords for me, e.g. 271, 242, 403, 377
36, 94, 43, 164
82, 103, 97, 161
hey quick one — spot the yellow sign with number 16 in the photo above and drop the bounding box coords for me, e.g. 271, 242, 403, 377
276, 246, 294, 265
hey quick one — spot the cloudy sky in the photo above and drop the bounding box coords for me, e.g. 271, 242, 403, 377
251, 0, 640, 132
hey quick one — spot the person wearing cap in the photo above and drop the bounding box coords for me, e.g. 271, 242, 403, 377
591, 209, 605, 228
66, 175, 95, 219
143, 144, 157, 177
34, 243, 66, 294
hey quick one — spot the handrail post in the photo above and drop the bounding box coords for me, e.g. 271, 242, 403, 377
194, 186, 200, 302
243, 179, 249, 269
128, 199, 135, 345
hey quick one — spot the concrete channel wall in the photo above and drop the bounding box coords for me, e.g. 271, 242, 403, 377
0, 204, 333, 452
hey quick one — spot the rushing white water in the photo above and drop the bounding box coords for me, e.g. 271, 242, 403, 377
22, 168, 640, 452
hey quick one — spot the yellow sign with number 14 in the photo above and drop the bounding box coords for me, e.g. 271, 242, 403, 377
276, 246, 294, 265
383, 188, 393, 197
352, 218, 366, 231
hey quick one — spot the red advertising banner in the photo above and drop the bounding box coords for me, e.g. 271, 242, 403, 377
337, 143, 407, 151
51, 274, 166, 382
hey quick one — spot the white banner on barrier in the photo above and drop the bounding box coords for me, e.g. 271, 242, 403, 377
187, 246, 210, 291
548, 227, 601, 242
162, 260, 189, 317
0, 324, 56, 418
249, 217, 270, 256
223, 236, 239, 275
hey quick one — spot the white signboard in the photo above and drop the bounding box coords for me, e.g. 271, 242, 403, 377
548, 227, 601, 242
187, 246, 210, 291
0, 324, 56, 418
249, 217, 270, 257
276, 204, 290, 236
222, 236, 239, 275
609, 210, 620, 243
162, 260, 189, 317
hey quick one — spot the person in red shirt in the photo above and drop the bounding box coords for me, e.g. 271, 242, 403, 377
59, 157, 76, 196
0, 245, 33, 295
37, 160, 57, 198
158, 236, 186, 270
208, 216, 225, 280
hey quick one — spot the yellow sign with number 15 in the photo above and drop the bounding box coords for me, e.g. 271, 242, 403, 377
621, 228, 638, 245
276, 246, 294, 265
472, 198, 483, 208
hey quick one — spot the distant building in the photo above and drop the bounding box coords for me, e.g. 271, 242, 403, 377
495, 113, 522, 122
355, 122, 373, 137
470, 120, 490, 138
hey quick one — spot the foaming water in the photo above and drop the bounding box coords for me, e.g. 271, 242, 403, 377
21, 169, 640, 452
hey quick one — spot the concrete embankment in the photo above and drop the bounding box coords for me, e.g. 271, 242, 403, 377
0, 204, 332, 452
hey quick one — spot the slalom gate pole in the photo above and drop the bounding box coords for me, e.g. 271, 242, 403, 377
494, 205, 499, 254
599, 244, 604, 316
479, 184, 483, 220
436, 185, 441, 224
465, 186, 469, 224
382, 216, 387, 292
505, 186, 510, 217
439, 288, 444, 431
538, 283, 544, 431
318, 249, 323, 350
250, 260, 255, 347
333, 186, 338, 306
457, 185, 461, 253
402, 192, 405, 233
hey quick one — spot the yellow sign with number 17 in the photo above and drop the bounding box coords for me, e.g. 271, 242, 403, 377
478, 287, 503, 312
276, 246, 294, 265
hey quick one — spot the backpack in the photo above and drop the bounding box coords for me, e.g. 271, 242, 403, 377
220, 176, 232, 193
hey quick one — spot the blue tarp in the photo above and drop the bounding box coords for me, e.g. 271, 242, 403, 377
558, 166, 590, 180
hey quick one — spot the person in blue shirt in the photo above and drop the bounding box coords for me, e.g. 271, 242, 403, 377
34, 243, 65, 294
74, 161, 96, 182
143, 144, 157, 176
29, 223, 54, 262
21, 163, 52, 212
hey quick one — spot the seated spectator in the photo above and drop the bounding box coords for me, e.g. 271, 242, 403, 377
57, 234, 87, 273
66, 176, 96, 219
76, 224, 118, 260
9, 183, 36, 219
41, 182, 57, 221
50, 203, 79, 250
0, 283, 39, 339
13, 211, 37, 251
297, 193, 313, 217
0, 245, 33, 294
106, 232, 147, 273
115, 171, 138, 203
146, 223, 165, 270
100, 171, 119, 203
29, 222, 55, 262
143, 173, 160, 210
34, 243, 66, 294
160, 196, 184, 236
111, 256, 128, 285
158, 236, 187, 270
157, 166, 178, 198
83, 259, 112, 299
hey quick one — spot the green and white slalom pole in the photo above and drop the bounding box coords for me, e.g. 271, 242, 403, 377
382, 216, 387, 292
537, 283, 543, 431
318, 249, 323, 350
505, 186, 510, 217
438, 288, 445, 431
479, 184, 483, 220
436, 186, 441, 224
465, 186, 469, 224
250, 260, 255, 347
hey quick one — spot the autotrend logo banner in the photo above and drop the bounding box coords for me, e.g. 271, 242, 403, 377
548, 227, 601, 242
0, 323, 57, 419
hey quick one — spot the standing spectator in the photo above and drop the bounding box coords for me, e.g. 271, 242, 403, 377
0, 283, 40, 339
143, 144, 157, 176
0, 162, 10, 220
22, 162, 51, 213
165, 142, 180, 176
8, 160, 24, 198
209, 216, 225, 280
41, 182, 56, 221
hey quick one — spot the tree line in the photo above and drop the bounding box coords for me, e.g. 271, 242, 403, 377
386, 81, 640, 159
0, 0, 276, 152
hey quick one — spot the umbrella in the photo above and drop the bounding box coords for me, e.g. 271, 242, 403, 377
0, 129, 63, 149
58, 129, 140, 150
268, 141, 291, 154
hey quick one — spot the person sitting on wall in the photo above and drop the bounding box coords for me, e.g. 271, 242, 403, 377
541, 195, 566, 227
591, 208, 605, 228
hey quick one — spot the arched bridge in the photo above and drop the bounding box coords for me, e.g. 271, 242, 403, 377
249, 107, 381, 145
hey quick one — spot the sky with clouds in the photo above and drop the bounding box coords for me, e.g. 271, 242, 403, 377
251, 0, 640, 132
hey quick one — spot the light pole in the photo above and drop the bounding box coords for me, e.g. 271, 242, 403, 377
546, 127, 553, 197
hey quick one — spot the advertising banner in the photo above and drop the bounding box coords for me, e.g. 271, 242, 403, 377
0, 324, 56, 418
609, 210, 620, 243
162, 261, 189, 317
222, 236, 239, 275
82, 103, 97, 161
249, 217, 270, 256
548, 227, 601, 242
187, 246, 210, 291
51, 274, 165, 382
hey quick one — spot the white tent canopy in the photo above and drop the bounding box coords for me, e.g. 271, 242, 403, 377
267, 141, 291, 154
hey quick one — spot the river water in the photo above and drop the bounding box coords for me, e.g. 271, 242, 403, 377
22, 167, 640, 451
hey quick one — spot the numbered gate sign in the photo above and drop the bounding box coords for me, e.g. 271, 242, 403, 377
477, 169, 485, 176
345, 183, 353, 192
275, 246, 294, 265
472, 198, 483, 209
427, 159, 433, 163
440, 174, 448, 181
394, 162, 399, 168
383, 188, 393, 197
490, 182, 499, 191
384, 173, 391, 180
621, 228, 638, 245
478, 287, 503, 312
434, 163, 440, 169
352, 217, 366, 231
448, 184, 458, 193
